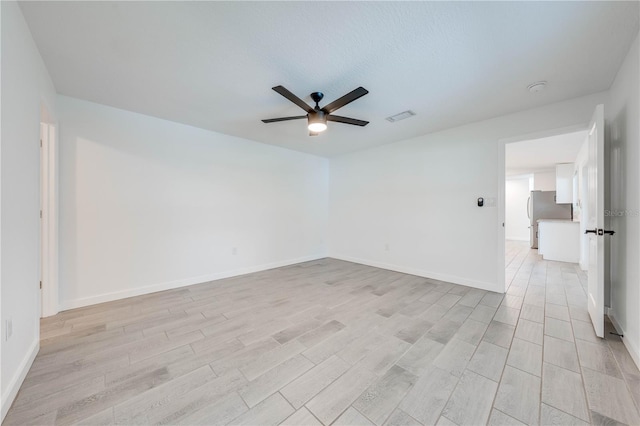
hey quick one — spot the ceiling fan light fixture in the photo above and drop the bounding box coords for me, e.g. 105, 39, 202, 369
308, 111, 327, 132
308, 122, 327, 132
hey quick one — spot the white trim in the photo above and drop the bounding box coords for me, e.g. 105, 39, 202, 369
40, 123, 59, 317
608, 309, 640, 370
497, 136, 507, 292
330, 254, 502, 293
1, 339, 39, 421
59, 254, 326, 311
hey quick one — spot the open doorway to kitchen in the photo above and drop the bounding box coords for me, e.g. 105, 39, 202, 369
501, 128, 589, 295
504, 129, 589, 278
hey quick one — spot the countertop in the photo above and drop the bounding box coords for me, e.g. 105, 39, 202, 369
537, 219, 579, 224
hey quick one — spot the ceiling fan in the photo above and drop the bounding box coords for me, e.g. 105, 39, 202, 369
262, 85, 369, 136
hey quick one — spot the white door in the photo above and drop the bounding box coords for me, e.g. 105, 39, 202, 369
586, 104, 605, 338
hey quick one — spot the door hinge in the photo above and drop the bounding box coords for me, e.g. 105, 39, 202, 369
40, 139, 42, 147
39, 281, 42, 289
40, 210, 42, 219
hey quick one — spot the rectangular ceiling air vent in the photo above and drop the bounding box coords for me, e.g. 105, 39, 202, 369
386, 110, 416, 123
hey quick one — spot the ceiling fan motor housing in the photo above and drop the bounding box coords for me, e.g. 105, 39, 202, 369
310, 110, 326, 121
310, 92, 324, 106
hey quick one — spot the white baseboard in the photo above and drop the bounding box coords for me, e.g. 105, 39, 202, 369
1, 338, 39, 422
59, 254, 326, 311
329, 254, 503, 293
608, 309, 640, 370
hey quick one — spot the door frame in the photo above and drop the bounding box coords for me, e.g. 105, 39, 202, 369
497, 124, 588, 292
40, 122, 59, 317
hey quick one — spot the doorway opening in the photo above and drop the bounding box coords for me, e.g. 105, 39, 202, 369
498, 105, 607, 338
504, 128, 588, 268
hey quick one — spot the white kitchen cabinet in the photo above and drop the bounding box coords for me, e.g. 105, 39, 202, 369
538, 220, 580, 263
556, 163, 574, 204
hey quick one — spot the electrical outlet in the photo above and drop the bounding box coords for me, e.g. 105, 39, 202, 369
5, 318, 13, 341
232, 247, 238, 255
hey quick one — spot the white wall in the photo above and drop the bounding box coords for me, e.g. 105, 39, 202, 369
57, 96, 328, 309
0, 1, 57, 419
505, 177, 531, 241
533, 170, 556, 191
329, 91, 607, 292
607, 33, 640, 368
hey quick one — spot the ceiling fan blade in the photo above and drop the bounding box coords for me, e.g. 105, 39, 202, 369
272, 86, 313, 113
309, 131, 319, 137
262, 115, 307, 123
322, 87, 369, 114
327, 115, 369, 126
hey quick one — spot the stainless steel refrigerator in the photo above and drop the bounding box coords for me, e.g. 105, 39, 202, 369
528, 190, 572, 249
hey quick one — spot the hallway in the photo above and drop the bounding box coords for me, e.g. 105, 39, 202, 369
503, 240, 640, 425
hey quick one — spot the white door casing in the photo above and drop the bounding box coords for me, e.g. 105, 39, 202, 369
40, 122, 59, 318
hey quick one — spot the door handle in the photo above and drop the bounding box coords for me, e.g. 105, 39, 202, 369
585, 228, 616, 236
527, 197, 531, 219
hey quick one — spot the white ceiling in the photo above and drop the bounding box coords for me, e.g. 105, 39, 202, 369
506, 130, 588, 176
19, 1, 639, 158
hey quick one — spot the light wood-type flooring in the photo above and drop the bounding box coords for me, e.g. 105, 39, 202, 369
4, 241, 640, 425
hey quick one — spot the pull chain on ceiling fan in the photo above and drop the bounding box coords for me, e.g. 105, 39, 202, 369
262, 85, 369, 136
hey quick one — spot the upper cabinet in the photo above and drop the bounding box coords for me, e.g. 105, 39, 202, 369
556, 163, 574, 203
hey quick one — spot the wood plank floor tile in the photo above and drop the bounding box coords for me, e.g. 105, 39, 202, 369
240, 340, 307, 381
540, 404, 589, 426
281, 356, 351, 409
544, 317, 575, 342
352, 365, 417, 425
396, 336, 445, 376
280, 407, 322, 426
228, 392, 293, 426
483, 321, 515, 349
442, 369, 498, 426
494, 366, 540, 425
541, 363, 589, 422
432, 338, 477, 377
6, 252, 640, 425
383, 409, 422, 426
544, 335, 580, 373
454, 318, 489, 346
514, 318, 543, 345
468, 304, 497, 323
238, 354, 314, 407
332, 407, 375, 426
506, 338, 542, 377
487, 408, 526, 426
466, 341, 508, 382
306, 365, 377, 425
113, 365, 216, 424
582, 368, 640, 425
575, 339, 623, 379
148, 369, 247, 425
398, 366, 459, 425
179, 392, 248, 426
